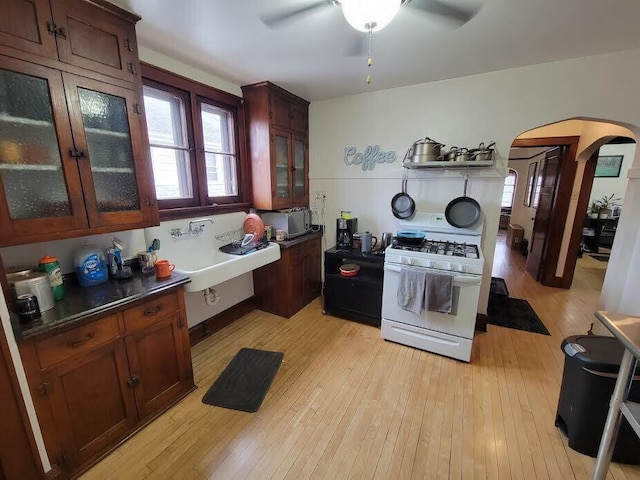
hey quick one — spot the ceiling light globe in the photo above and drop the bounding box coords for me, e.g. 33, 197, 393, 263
341, 0, 401, 33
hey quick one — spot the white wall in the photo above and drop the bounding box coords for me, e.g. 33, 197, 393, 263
589, 143, 636, 209
310, 48, 640, 317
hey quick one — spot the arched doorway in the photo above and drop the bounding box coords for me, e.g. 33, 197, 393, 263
502, 119, 636, 289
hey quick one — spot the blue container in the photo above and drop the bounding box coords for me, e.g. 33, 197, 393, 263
74, 243, 108, 287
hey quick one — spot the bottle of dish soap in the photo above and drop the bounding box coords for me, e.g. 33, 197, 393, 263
74, 242, 108, 287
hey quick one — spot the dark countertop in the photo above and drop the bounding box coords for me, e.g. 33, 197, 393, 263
12, 272, 190, 341
275, 230, 323, 249
324, 246, 385, 263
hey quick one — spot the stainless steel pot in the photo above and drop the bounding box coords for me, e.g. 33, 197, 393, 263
408, 137, 444, 162
470, 141, 495, 162
380, 232, 393, 250
454, 147, 473, 162
443, 146, 459, 162
7, 270, 54, 312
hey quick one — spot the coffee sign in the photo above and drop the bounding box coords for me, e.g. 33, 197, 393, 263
344, 145, 396, 171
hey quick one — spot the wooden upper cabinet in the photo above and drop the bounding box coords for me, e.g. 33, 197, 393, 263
242, 81, 310, 210
0, 0, 158, 246
62, 72, 156, 228
50, 0, 140, 83
0, 0, 59, 59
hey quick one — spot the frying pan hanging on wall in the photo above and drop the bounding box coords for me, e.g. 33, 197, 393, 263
445, 175, 481, 228
391, 172, 415, 219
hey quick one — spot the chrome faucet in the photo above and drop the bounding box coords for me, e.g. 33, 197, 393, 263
188, 218, 214, 235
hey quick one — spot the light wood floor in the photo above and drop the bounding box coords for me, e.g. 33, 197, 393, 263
81, 234, 640, 480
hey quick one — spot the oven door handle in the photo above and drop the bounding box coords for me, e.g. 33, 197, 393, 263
384, 264, 482, 285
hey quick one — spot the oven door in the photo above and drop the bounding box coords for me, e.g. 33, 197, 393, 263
381, 263, 481, 340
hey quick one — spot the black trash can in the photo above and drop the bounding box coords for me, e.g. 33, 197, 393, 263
555, 335, 640, 464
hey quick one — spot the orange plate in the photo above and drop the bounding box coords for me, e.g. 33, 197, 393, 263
243, 213, 265, 239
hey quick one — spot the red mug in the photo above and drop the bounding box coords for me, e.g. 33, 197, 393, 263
155, 260, 175, 279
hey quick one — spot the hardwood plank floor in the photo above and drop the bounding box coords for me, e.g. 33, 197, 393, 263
81, 234, 640, 480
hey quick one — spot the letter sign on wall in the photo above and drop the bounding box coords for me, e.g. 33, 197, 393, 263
344, 146, 396, 171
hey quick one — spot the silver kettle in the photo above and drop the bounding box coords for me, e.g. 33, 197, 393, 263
380, 232, 393, 250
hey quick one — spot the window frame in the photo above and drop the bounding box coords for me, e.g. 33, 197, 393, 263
141, 63, 250, 219
502, 169, 517, 208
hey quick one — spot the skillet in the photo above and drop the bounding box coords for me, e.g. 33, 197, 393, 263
445, 175, 481, 228
391, 173, 415, 219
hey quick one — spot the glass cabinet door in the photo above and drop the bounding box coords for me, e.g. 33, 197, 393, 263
63, 73, 154, 227
0, 57, 88, 239
292, 136, 307, 202
272, 129, 291, 201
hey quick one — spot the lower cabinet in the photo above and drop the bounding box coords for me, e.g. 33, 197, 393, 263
19, 289, 194, 477
253, 234, 322, 318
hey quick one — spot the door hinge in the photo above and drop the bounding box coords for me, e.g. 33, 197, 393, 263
124, 38, 134, 52
69, 147, 85, 159
133, 103, 143, 115
127, 62, 137, 75
38, 381, 51, 396
46, 21, 67, 39
144, 196, 155, 207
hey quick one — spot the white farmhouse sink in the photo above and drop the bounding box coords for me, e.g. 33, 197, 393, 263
175, 243, 281, 292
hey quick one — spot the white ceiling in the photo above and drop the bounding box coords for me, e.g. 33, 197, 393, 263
111, 0, 640, 102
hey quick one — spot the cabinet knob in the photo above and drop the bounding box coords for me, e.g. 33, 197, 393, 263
127, 375, 140, 388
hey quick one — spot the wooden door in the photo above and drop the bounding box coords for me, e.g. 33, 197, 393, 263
124, 314, 189, 420
62, 72, 157, 228
302, 237, 322, 304
270, 127, 293, 209
0, 0, 58, 60
0, 304, 42, 479
269, 93, 291, 129
44, 340, 137, 472
291, 133, 309, 206
526, 147, 563, 280
290, 102, 308, 133
49, 0, 138, 83
0, 55, 89, 246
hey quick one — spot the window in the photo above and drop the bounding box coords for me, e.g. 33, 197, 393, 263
502, 169, 517, 208
141, 64, 248, 216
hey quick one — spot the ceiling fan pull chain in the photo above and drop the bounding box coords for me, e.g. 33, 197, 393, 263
366, 26, 373, 85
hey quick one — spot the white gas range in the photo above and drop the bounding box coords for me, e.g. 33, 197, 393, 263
381, 213, 485, 362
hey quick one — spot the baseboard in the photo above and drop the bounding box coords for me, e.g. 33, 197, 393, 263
189, 297, 257, 346
475, 313, 488, 333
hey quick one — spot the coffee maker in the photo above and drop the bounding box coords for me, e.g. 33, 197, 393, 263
336, 218, 358, 251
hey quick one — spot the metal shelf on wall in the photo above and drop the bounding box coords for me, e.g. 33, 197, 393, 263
403, 159, 494, 169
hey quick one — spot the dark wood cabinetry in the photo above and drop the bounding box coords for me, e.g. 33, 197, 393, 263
242, 81, 309, 210
19, 289, 194, 477
0, 0, 158, 247
253, 234, 321, 318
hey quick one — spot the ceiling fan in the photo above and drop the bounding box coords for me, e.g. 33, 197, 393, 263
260, 0, 479, 33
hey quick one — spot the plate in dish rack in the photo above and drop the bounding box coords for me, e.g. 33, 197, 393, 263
243, 213, 265, 239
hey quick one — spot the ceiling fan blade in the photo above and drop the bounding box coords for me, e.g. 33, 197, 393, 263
406, 0, 479, 26
260, 1, 330, 29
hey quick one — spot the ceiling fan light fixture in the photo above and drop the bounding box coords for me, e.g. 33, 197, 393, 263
341, 0, 401, 32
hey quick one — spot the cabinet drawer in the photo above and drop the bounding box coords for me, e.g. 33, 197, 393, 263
35, 314, 120, 369
123, 292, 179, 333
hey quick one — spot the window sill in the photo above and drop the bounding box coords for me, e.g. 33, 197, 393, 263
159, 203, 252, 222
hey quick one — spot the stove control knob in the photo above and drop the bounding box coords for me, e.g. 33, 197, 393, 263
426, 260, 433, 268
458, 264, 467, 273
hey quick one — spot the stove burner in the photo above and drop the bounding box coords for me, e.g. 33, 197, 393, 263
391, 238, 479, 259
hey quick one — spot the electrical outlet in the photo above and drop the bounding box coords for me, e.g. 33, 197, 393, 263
315, 191, 325, 202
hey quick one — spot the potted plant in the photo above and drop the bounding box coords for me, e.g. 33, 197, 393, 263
595, 194, 621, 219
589, 202, 600, 219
